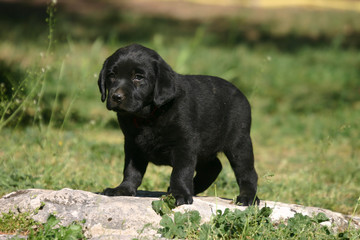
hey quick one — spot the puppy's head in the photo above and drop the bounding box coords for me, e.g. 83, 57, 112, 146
98, 44, 176, 114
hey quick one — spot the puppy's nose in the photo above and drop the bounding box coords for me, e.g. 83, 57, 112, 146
112, 93, 125, 103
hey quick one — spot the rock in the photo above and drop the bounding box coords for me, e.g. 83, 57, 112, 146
0, 189, 162, 239
0, 188, 359, 239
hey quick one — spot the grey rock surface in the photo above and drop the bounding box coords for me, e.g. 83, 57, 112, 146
0, 188, 359, 239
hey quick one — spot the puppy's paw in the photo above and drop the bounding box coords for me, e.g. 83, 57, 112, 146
236, 195, 260, 206
174, 194, 193, 206
102, 186, 136, 196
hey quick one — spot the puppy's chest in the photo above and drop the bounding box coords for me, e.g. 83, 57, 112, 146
134, 127, 160, 149
134, 126, 173, 165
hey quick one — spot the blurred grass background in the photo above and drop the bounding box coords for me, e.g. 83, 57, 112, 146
0, 0, 359, 215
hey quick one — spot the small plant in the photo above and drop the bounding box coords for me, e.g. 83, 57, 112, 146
199, 206, 273, 239
158, 211, 201, 239
278, 213, 331, 239
151, 194, 177, 216
27, 214, 86, 240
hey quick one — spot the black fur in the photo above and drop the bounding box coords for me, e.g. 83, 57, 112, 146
98, 44, 259, 206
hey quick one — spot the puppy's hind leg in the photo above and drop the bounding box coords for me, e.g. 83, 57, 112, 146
225, 136, 259, 206
193, 157, 222, 195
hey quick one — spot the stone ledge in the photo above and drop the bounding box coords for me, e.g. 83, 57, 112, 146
1, 188, 359, 239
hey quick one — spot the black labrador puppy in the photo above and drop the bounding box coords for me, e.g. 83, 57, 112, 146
98, 44, 259, 206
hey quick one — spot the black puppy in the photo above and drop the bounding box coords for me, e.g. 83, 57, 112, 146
98, 44, 259, 206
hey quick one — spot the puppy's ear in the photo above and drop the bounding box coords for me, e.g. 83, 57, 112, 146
98, 62, 107, 102
153, 57, 176, 107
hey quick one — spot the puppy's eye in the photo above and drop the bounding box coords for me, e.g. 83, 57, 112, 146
133, 74, 144, 82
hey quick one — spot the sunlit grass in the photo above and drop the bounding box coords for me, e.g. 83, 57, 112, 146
0, 4, 359, 216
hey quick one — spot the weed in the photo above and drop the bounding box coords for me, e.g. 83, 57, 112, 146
152, 194, 177, 216
27, 214, 86, 240
200, 206, 273, 239
347, 196, 360, 232
159, 211, 201, 239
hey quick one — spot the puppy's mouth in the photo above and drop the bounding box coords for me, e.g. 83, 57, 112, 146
107, 104, 131, 114
113, 108, 127, 113
108, 102, 155, 119
107, 101, 142, 115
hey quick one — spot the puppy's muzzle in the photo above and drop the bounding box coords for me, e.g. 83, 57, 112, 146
112, 92, 126, 103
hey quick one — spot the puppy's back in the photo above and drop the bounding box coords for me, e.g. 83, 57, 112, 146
175, 74, 252, 149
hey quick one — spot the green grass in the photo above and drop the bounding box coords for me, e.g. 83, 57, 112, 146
0, 210, 39, 235
0, 1, 359, 226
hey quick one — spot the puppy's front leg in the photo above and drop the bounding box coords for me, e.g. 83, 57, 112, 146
102, 154, 148, 197
169, 151, 196, 206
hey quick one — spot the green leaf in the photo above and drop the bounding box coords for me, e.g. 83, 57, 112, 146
151, 195, 176, 216
313, 213, 329, 223
259, 206, 273, 218
158, 210, 202, 239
